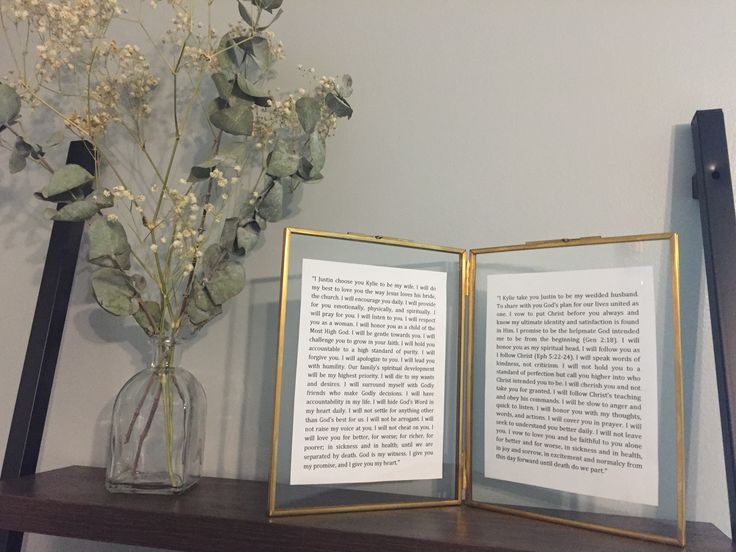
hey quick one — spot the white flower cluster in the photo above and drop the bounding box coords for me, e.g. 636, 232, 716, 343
4, 0, 122, 84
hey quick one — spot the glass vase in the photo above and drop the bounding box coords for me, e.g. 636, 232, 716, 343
106, 337, 206, 494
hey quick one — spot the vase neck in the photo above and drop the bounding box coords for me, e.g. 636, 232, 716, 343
152, 337, 181, 371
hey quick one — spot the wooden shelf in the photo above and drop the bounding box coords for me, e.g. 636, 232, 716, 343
0, 466, 732, 551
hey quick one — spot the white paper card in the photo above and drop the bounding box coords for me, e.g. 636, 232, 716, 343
291, 259, 448, 485
484, 266, 659, 506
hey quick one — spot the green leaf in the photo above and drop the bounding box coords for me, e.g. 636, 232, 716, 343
133, 301, 161, 336
219, 217, 239, 252
295, 96, 320, 134
209, 99, 253, 136
238, 198, 255, 221
258, 180, 283, 222
325, 92, 353, 119
235, 74, 270, 99
217, 35, 239, 75
238, 1, 254, 26
258, 8, 283, 30
91, 268, 139, 316
42, 164, 95, 199
130, 274, 147, 291
45, 199, 99, 222
307, 132, 325, 175
266, 143, 299, 177
253, 0, 283, 13
202, 243, 228, 273
188, 165, 214, 182
88, 217, 132, 270
211, 72, 233, 99
9, 147, 27, 173
186, 282, 222, 327
247, 36, 270, 67
205, 260, 245, 305
0, 83, 21, 126
237, 223, 260, 253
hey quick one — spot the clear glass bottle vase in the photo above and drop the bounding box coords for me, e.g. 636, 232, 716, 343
106, 337, 206, 494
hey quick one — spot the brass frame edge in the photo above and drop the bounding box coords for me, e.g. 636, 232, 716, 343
268, 226, 465, 516
457, 250, 469, 499
294, 226, 466, 255
465, 500, 682, 547
271, 497, 462, 517
470, 232, 674, 256
465, 232, 685, 545
465, 252, 477, 502
268, 227, 293, 516
670, 233, 686, 546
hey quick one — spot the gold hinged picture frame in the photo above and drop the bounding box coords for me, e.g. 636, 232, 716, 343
268, 228, 684, 546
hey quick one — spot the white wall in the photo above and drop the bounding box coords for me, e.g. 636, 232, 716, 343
0, 1, 734, 549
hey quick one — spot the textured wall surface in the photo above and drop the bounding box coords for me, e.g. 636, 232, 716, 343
0, 1, 734, 549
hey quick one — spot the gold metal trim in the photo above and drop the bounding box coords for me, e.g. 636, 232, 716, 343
465, 500, 683, 546
268, 227, 465, 516
671, 233, 686, 546
471, 232, 674, 255
466, 232, 686, 545
268, 227, 294, 516
270, 497, 462, 518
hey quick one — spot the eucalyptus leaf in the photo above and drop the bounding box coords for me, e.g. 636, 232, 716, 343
325, 92, 353, 119
295, 96, 320, 134
205, 260, 245, 305
91, 268, 139, 316
45, 199, 99, 222
89, 188, 114, 208
217, 35, 239, 75
237, 224, 260, 253
266, 144, 299, 177
130, 274, 147, 291
88, 217, 132, 270
255, 214, 268, 231
211, 72, 233, 99
133, 300, 161, 336
207, 97, 227, 117
238, 198, 255, 221
307, 132, 326, 175
252, 0, 283, 13
42, 164, 95, 199
202, 243, 228, 273
248, 36, 270, 67
188, 165, 214, 182
9, 147, 27, 174
219, 217, 239, 252
237, 0, 254, 26
209, 99, 253, 136
235, 74, 270, 99
0, 83, 21, 126
258, 180, 283, 222
257, 8, 283, 30
186, 282, 222, 327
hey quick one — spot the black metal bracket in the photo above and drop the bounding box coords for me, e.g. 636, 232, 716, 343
691, 109, 736, 540
0, 141, 94, 552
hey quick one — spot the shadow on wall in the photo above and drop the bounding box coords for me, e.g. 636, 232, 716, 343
236, 274, 280, 481
666, 123, 724, 514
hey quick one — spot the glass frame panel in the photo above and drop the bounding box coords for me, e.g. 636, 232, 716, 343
269, 227, 466, 516
466, 234, 684, 546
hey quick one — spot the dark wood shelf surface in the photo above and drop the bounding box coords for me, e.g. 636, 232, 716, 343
0, 466, 732, 551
